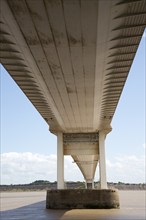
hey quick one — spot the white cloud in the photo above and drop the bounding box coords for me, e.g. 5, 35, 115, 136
106, 155, 145, 183
1, 152, 56, 184
143, 31, 146, 38
0, 152, 83, 185
0, 152, 145, 185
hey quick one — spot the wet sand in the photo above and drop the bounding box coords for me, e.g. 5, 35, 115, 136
0, 191, 145, 220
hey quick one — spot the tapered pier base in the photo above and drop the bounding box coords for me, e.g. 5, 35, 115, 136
46, 189, 120, 209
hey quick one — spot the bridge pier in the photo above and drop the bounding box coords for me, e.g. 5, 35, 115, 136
99, 131, 107, 189
47, 131, 120, 209
46, 189, 120, 209
57, 132, 64, 189
57, 132, 105, 190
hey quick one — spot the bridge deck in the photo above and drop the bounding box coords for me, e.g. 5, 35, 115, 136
0, 191, 145, 220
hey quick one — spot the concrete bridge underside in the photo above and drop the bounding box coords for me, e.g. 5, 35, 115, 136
0, 0, 145, 190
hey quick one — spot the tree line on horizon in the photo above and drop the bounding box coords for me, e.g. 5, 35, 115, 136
0, 180, 145, 191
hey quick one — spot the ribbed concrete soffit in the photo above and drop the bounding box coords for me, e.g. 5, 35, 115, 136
0, 0, 145, 134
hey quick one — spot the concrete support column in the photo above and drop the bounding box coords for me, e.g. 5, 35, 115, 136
85, 181, 87, 189
99, 131, 107, 189
86, 180, 94, 189
86, 182, 92, 189
57, 132, 64, 189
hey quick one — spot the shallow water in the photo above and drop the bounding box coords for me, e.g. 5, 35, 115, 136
0, 191, 145, 220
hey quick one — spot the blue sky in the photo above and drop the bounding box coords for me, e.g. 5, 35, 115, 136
0, 31, 145, 184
